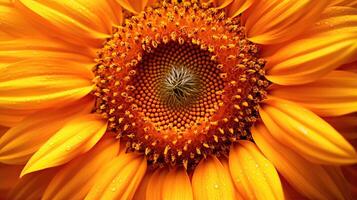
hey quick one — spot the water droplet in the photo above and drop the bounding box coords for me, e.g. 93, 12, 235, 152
111, 187, 116, 192
65, 145, 72, 151
214, 184, 219, 189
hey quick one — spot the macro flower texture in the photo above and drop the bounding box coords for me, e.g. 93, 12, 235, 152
0, 0, 357, 199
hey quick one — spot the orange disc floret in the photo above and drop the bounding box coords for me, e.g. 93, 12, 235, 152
93, 1, 269, 170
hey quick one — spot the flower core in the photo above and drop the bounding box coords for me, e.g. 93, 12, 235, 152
93, 1, 268, 170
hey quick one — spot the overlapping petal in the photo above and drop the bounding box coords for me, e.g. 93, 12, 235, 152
162, 168, 193, 200
21, 114, 107, 176
265, 33, 357, 85
146, 168, 168, 200
229, 141, 284, 200
8, 168, 58, 200
192, 156, 236, 200
252, 123, 351, 199
260, 98, 357, 164
0, 38, 94, 68
310, 6, 357, 34
270, 71, 357, 116
330, 0, 357, 7
0, 164, 22, 195
0, 4, 39, 40
324, 113, 357, 140
14, 0, 122, 47
0, 59, 93, 111
43, 136, 119, 200
0, 96, 94, 165
85, 152, 147, 200
245, 0, 328, 44
340, 61, 357, 73
132, 171, 152, 200
225, 0, 254, 18
116, 0, 156, 14
265, 7, 357, 85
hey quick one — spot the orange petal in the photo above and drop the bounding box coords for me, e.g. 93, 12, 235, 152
330, 0, 357, 7
43, 135, 119, 200
229, 141, 284, 200
146, 168, 168, 200
220, 159, 244, 200
116, 0, 149, 14
14, 0, 114, 48
225, 0, 254, 18
245, 0, 328, 44
270, 70, 357, 116
342, 164, 357, 196
0, 96, 94, 165
21, 114, 107, 177
132, 171, 153, 200
213, 0, 233, 9
0, 163, 22, 195
0, 4, 39, 39
162, 168, 193, 200
260, 98, 357, 165
324, 113, 357, 140
311, 6, 357, 34
252, 123, 351, 199
265, 33, 357, 85
0, 59, 93, 111
0, 38, 94, 67
0, 108, 35, 127
8, 168, 58, 200
85, 152, 147, 200
0, 125, 8, 136
340, 61, 357, 73
192, 156, 236, 200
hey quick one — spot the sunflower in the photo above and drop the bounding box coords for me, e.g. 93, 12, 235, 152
0, 0, 357, 199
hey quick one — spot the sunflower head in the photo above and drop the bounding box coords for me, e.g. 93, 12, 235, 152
93, 1, 269, 170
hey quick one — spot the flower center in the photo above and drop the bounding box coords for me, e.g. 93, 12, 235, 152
93, 1, 269, 170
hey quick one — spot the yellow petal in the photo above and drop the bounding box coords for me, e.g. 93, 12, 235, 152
0, 163, 22, 195
229, 141, 284, 200
0, 4, 39, 39
0, 59, 93, 111
265, 32, 357, 85
146, 168, 168, 200
252, 123, 350, 199
312, 6, 357, 34
21, 114, 107, 177
116, 0, 148, 14
162, 168, 193, 200
270, 70, 357, 116
225, 0, 254, 18
260, 98, 357, 164
330, 0, 357, 7
132, 171, 153, 200
43, 135, 119, 200
0, 38, 94, 68
246, 0, 328, 44
85, 152, 147, 200
14, 0, 113, 47
192, 156, 236, 200
324, 113, 357, 140
8, 168, 58, 200
0, 96, 94, 165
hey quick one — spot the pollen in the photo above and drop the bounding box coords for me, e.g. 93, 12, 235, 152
93, 1, 269, 170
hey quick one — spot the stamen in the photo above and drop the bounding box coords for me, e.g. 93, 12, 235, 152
161, 66, 200, 108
